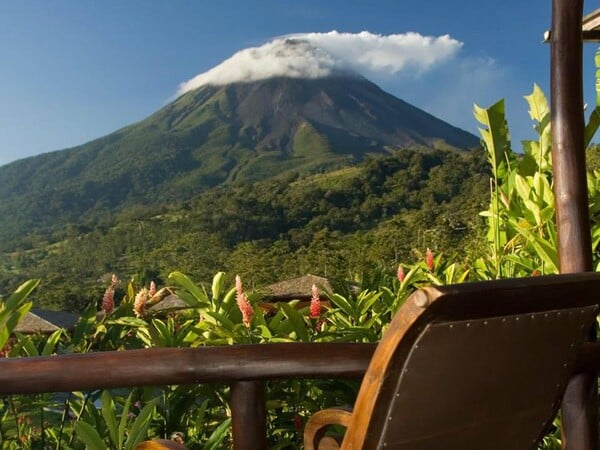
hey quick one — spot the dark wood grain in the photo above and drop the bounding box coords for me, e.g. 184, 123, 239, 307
551, 0, 590, 274
0, 343, 374, 450
551, 2, 598, 449
313, 274, 600, 450
231, 381, 267, 450
0, 343, 375, 395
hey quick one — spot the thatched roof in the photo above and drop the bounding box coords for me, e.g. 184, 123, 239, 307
263, 274, 354, 301
147, 294, 191, 314
13, 309, 79, 334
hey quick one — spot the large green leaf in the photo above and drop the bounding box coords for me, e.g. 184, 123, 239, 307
211, 272, 226, 302
168, 271, 209, 306
277, 302, 309, 342
524, 83, 551, 171
100, 390, 119, 448
204, 418, 231, 450
41, 328, 64, 356
474, 99, 512, 180
124, 397, 159, 450
74, 421, 108, 450
118, 391, 134, 449
0, 303, 33, 351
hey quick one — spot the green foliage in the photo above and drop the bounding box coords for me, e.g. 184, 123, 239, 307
0, 266, 435, 449
474, 83, 600, 279
0, 279, 38, 352
74, 391, 159, 450
475, 85, 557, 278
0, 147, 488, 311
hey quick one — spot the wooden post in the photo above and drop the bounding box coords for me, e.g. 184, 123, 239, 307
230, 381, 267, 450
550, 0, 598, 449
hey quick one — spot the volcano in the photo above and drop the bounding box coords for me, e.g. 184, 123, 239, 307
0, 46, 479, 242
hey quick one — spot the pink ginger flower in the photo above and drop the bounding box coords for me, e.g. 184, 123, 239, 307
235, 275, 253, 327
101, 273, 119, 314
310, 284, 321, 319
425, 248, 434, 271
397, 265, 406, 283
102, 286, 115, 314
134, 287, 149, 318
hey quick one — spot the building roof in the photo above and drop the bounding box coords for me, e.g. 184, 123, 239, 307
264, 274, 333, 301
583, 8, 600, 34
544, 8, 600, 42
147, 294, 191, 314
13, 309, 79, 334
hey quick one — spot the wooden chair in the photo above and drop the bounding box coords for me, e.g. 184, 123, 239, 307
304, 273, 600, 450
134, 440, 189, 450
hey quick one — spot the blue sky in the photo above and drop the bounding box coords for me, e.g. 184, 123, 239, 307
0, 0, 598, 167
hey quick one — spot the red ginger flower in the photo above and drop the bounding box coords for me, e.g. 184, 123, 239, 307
310, 284, 321, 319
293, 414, 303, 430
235, 275, 253, 327
397, 265, 405, 283
425, 248, 434, 271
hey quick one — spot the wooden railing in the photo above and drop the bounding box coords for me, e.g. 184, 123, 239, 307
0, 343, 375, 450
0, 341, 598, 450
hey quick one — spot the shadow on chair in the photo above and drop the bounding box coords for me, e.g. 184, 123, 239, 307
304, 273, 600, 450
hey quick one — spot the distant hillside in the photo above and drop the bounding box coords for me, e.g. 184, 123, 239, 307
0, 75, 478, 248
0, 148, 489, 311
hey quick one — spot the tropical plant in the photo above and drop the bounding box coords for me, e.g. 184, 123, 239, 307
474, 83, 600, 280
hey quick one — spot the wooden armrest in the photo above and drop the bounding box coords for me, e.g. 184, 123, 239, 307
304, 406, 353, 450
134, 439, 189, 449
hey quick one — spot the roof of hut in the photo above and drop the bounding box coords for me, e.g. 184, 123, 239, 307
13, 309, 79, 334
263, 274, 356, 301
147, 294, 191, 314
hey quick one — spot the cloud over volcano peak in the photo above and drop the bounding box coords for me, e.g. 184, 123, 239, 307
176, 31, 462, 96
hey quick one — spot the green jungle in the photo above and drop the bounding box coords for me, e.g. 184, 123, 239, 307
2, 82, 600, 449
0, 144, 488, 312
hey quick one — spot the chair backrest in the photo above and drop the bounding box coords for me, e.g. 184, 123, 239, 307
341, 273, 600, 450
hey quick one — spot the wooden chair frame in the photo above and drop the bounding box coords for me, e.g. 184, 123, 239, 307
304, 273, 600, 450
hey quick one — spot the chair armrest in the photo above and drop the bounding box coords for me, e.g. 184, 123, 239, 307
304, 406, 353, 450
134, 439, 189, 449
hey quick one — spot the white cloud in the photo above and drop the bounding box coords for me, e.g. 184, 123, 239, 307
176, 31, 463, 96
296, 31, 461, 76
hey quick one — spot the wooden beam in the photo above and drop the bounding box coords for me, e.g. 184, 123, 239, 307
0, 344, 374, 450
0, 343, 375, 395
551, 0, 590, 273
550, 1, 598, 449
231, 381, 267, 450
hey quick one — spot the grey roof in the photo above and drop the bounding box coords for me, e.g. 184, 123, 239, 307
13, 309, 79, 334
263, 274, 337, 301
147, 294, 191, 314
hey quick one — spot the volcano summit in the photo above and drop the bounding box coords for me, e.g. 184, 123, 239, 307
0, 36, 479, 242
